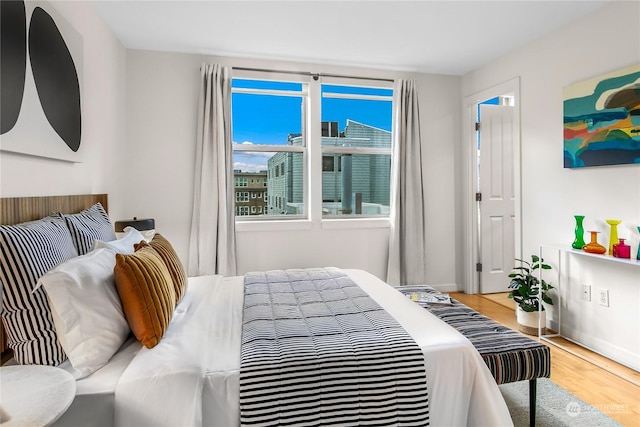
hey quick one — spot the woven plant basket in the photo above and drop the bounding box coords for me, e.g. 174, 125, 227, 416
516, 306, 546, 336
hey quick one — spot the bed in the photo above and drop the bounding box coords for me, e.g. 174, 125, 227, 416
0, 194, 513, 427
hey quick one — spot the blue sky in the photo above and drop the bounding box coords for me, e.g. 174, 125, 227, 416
232, 80, 392, 172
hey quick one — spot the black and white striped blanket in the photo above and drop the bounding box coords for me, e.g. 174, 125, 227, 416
239, 268, 429, 426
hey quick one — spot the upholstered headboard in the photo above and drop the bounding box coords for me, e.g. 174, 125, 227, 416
0, 193, 108, 362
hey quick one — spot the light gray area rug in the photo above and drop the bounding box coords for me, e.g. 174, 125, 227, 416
500, 378, 623, 426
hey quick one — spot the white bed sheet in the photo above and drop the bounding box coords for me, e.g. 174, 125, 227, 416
113, 270, 513, 427
52, 336, 141, 427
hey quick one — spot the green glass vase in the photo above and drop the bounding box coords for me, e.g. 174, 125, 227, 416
572, 215, 585, 249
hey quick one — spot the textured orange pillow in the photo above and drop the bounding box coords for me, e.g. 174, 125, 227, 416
136, 234, 187, 303
114, 245, 176, 348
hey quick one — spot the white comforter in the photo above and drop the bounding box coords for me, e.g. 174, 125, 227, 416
114, 270, 513, 427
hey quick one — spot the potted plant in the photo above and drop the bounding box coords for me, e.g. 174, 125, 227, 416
508, 254, 554, 335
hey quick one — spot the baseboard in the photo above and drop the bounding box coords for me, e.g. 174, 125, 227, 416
429, 283, 458, 293
562, 326, 640, 371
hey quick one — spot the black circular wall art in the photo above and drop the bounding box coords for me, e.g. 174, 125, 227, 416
29, 6, 82, 152
1, 0, 27, 135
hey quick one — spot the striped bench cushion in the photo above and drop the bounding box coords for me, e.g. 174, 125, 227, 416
397, 286, 550, 385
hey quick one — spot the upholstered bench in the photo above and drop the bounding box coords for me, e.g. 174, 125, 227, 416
397, 285, 551, 427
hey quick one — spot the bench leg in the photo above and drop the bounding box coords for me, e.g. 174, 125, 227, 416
529, 378, 537, 427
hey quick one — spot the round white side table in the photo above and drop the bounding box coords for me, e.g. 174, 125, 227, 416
0, 365, 75, 426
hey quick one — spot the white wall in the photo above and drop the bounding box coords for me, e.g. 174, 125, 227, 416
0, 1, 128, 220
124, 51, 461, 283
461, 1, 640, 368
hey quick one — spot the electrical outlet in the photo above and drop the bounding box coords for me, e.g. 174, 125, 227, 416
598, 288, 609, 307
582, 284, 591, 301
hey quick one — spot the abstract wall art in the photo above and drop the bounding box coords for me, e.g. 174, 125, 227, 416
0, 0, 83, 162
563, 64, 640, 168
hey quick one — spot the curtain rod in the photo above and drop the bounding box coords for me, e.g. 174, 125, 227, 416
231, 66, 394, 83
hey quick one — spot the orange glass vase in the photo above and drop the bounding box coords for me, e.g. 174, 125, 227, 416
583, 231, 606, 254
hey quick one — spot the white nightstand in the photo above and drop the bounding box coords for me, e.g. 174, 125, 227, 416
0, 365, 76, 426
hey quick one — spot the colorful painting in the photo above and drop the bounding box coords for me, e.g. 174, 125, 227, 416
563, 64, 640, 168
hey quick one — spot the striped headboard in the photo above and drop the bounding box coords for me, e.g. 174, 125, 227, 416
0, 194, 108, 363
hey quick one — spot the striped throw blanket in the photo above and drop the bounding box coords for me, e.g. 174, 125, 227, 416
240, 268, 429, 426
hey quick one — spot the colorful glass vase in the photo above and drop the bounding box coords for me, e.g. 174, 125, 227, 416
606, 219, 621, 255
572, 215, 585, 249
583, 231, 606, 254
613, 238, 631, 259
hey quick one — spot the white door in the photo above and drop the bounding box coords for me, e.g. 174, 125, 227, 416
479, 104, 516, 294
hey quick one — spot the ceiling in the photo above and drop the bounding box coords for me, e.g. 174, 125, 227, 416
92, 0, 611, 76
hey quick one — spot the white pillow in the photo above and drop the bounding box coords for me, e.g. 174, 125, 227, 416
93, 227, 145, 254
133, 227, 156, 243
37, 248, 130, 379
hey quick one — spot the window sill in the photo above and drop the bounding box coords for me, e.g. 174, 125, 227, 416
321, 217, 390, 230
235, 219, 313, 232
235, 217, 390, 232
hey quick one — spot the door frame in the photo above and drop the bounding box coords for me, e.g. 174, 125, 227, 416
462, 77, 522, 294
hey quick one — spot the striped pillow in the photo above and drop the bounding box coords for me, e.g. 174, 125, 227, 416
135, 234, 187, 303
63, 203, 116, 255
0, 217, 78, 365
114, 245, 176, 348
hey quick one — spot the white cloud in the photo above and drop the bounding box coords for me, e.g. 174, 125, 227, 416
232, 147, 276, 172
233, 162, 268, 173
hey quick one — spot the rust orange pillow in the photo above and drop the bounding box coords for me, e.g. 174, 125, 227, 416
135, 233, 187, 303
114, 245, 176, 348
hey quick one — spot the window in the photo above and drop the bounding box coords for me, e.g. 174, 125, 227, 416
235, 176, 248, 187
232, 76, 392, 220
322, 156, 335, 172
236, 206, 249, 216
320, 84, 393, 216
236, 191, 249, 203
232, 78, 306, 218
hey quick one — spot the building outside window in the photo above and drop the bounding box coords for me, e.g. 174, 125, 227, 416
233, 170, 267, 216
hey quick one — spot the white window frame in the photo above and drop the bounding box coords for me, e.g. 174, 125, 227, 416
233, 72, 308, 221
318, 78, 394, 220
233, 72, 393, 230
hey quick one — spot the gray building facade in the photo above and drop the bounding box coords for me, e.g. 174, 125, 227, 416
267, 120, 391, 216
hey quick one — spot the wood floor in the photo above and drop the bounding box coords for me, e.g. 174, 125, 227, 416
450, 291, 640, 426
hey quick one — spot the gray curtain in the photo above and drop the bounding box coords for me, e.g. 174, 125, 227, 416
188, 63, 236, 276
387, 79, 426, 285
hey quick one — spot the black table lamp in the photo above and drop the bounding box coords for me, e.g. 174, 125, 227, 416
114, 217, 155, 233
